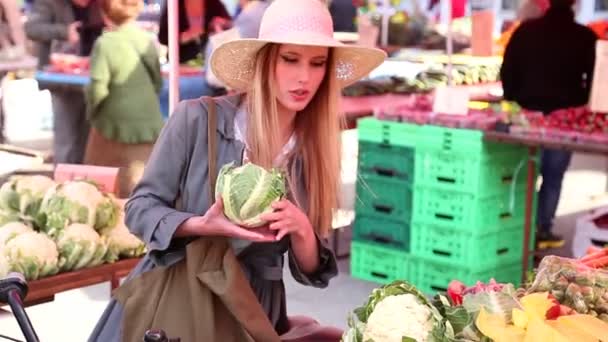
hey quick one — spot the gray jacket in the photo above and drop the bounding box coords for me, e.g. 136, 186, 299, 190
89, 95, 338, 341
25, 0, 102, 69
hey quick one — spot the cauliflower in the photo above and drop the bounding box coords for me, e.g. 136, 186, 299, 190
39, 180, 119, 238
56, 223, 110, 271
0, 175, 55, 218
99, 209, 145, 262
0, 209, 20, 227
363, 294, 434, 342
0, 222, 34, 247
4, 231, 59, 280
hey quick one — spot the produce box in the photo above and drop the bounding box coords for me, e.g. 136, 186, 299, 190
572, 206, 608, 258
355, 171, 413, 223
412, 185, 526, 231
417, 125, 522, 155
353, 215, 410, 250
408, 256, 523, 295
410, 222, 527, 269
357, 117, 419, 148
358, 141, 415, 183
351, 240, 409, 284
414, 149, 530, 197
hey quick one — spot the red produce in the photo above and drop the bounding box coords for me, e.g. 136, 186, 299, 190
447, 280, 466, 305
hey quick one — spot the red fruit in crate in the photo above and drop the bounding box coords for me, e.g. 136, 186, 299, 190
447, 280, 466, 305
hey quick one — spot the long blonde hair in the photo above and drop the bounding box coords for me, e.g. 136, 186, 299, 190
245, 44, 342, 238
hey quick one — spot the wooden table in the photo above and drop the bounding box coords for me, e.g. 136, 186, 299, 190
5, 258, 141, 307
484, 131, 608, 281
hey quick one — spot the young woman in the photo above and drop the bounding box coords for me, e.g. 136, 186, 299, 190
84, 0, 164, 197
89, 0, 385, 340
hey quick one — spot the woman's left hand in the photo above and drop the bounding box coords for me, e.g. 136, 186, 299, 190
260, 199, 314, 241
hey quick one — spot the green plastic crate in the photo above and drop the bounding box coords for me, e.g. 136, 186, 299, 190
412, 186, 526, 232
408, 256, 522, 294
358, 117, 419, 148
358, 141, 415, 182
410, 223, 524, 268
353, 216, 410, 249
355, 172, 413, 223
417, 125, 524, 156
351, 241, 409, 284
414, 149, 530, 196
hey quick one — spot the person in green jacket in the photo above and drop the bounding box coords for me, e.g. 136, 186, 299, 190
84, 0, 164, 197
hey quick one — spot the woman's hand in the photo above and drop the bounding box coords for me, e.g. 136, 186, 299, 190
176, 197, 276, 242
260, 200, 314, 241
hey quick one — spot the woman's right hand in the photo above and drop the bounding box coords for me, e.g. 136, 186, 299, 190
176, 197, 277, 242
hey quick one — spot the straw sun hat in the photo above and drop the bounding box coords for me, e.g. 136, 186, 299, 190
209, 0, 387, 91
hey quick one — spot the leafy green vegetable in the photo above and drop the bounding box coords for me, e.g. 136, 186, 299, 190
462, 284, 521, 324
215, 162, 285, 227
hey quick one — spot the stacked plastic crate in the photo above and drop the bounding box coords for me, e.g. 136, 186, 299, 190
351, 118, 536, 294
351, 118, 418, 284
408, 124, 535, 294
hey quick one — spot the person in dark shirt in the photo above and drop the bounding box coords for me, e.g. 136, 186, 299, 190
501, 0, 598, 249
158, 0, 231, 63
329, 0, 358, 32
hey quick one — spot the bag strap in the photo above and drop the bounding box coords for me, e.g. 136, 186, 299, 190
205, 97, 218, 205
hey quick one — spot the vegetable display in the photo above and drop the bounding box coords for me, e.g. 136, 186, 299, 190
0, 175, 146, 281
215, 162, 286, 228
343, 254, 608, 341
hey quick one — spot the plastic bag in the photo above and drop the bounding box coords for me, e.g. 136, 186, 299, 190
528, 256, 608, 321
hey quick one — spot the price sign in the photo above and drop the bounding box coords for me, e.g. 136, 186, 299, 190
433, 86, 470, 116
54, 164, 120, 194
590, 41, 608, 113
471, 10, 494, 57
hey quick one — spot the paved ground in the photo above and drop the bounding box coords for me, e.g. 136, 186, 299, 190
1, 142, 607, 341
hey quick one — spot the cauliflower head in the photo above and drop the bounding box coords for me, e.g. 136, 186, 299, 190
4, 231, 59, 280
363, 294, 434, 342
0, 222, 34, 247
0, 175, 55, 217
56, 223, 110, 271
39, 180, 119, 238
99, 210, 145, 262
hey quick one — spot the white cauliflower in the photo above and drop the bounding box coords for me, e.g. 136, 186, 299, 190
0, 222, 33, 247
4, 231, 59, 280
363, 294, 434, 342
56, 223, 110, 271
99, 209, 146, 262
39, 180, 119, 238
0, 175, 55, 218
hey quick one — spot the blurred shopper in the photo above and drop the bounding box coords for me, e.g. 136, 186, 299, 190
0, 0, 27, 61
202, 0, 272, 95
501, 0, 597, 249
84, 0, 164, 197
158, 0, 231, 64
25, 0, 104, 164
328, 0, 358, 32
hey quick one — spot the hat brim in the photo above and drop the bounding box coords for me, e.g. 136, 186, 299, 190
209, 33, 387, 92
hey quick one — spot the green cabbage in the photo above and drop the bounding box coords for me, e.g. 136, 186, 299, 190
38, 181, 119, 238
3, 231, 59, 280
56, 223, 111, 271
99, 210, 146, 262
215, 162, 286, 227
0, 175, 55, 219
